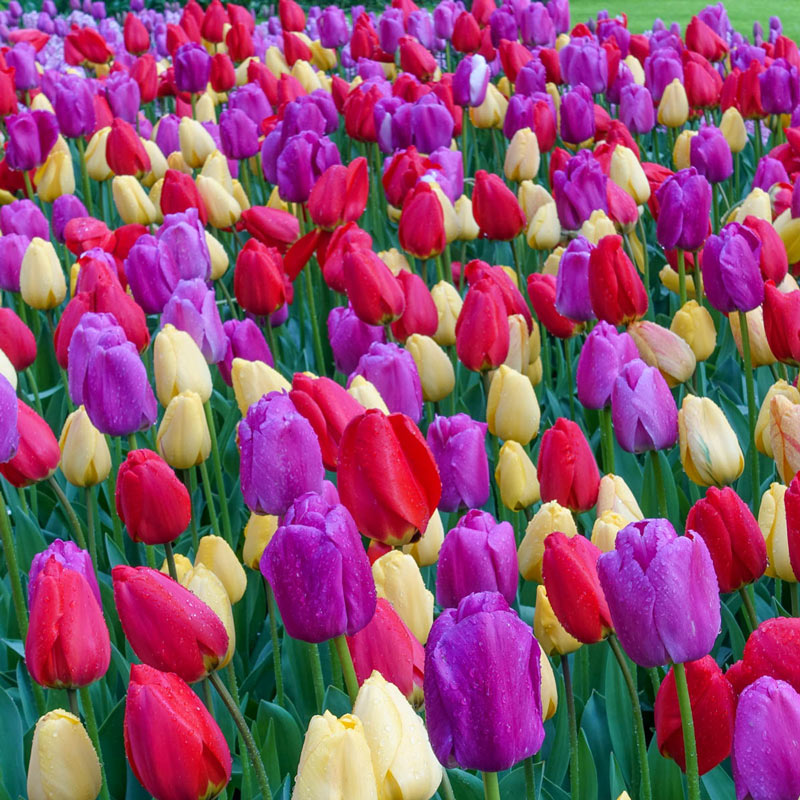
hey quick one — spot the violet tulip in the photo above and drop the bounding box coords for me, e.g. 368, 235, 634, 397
436, 511, 518, 608
174, 42, 211, 94
452, 54, 490, 107
553, 149, 609, 231
0, 199, 49, 241
218, 318, 273, 385
426, 414, 490, 512
67, 312, 127, 406
611, 359, 679, 453
597, 518, 721, 668
276, 131, 340, 204
559, 37, 608, 93
620, 83, 656, 135
52, 195, 88, 243
555, 236, 595, 321
690, 126, 733, 184
759, 58, 800, 115
752, 157, 789, 192
560, 84, 596, 145
6, 110, 58, 172
0, 234, 29, 293
228, 83, 272, 125
520, 3, 555, 47
6, 42, 38, 90
105, 71, 140, 124
219, 108, 260, 160
260, 491, 376, 642
318, 6, 349, 48
645, 47, 684, 102
52, 75, 96, 139
238, 391, 324, 516
701, 222, 764, 313
655, 168, 712, 252
0, 375, 18, 464
161, 278, 226, 364
424, 592, 545, 771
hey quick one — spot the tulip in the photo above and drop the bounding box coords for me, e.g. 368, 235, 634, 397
732, 677, 800, 800
553, 149, 609, 230
518, 500, 579, 583
534, 583, 581, 657
505, 127, 540, 183
494, 440, 540, 511
20, 238, 66, 311
242, 513, 278, 570
0, 234, 31, 293
472, 169, 526, 241
656, 168, 712, 252
6, 110, 58, 172
372, 550, 433, 644
111, 176, 157, 225
576, 321, 640, 409
405, 334, 455, 403
0, 374, 18, 465
701, 223, 764, 314
679, 395, 744, 487
763, 282, 800, 366
125, 664, 231, 800
670, 301, 717, 362
627, 320, 697, 387
218, 319, 273, 386
398, 182, 447, 261
112, 565, 229, 682
234, 239, 288, 317
756, 381, 800, 457
655, 656, 736, 775
560, 84, 596, 144
726, 617, 800, 695
620, 83, 655, 135
156, 391, 211, 470
429, 280, 462, 348
486, 364, 541, 446
327, 305, 386, 377
174, 42, 211, 94
770, 394, 800, 485
161, 278, 227, 364
657, 78, 690, 127
231, 359, 291, 416
758, 482, 797, 582
58, 406, 111, 488
344, 247, 406, 327
555, 236, 594, 322
106, 119, 151, 178
28, 541, 100, 613
455, 279, 510, 370
181, 564, 235, 668
425, 414, 489, 512
154, 325, 212, 408
0, 400, 59, 488
689, 126, 733, 185
27, 710, 101, 800
588, 234, 649, 325
538, 418, 600, 512
425, 592, 545, 771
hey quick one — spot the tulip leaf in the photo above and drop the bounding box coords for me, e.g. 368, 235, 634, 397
499, 762, 544, 799
646, 732, 684, 798
280, 634, 320, 723
0, 686, 25, 800
720, 601, 746, 662
261, 719, 281, 792
542, 673, 570, 786
580, 691, 612, 798
445, 768, 484, 800
104, 534, 129, 569
603, 648, 635, 787
14, 662, 37, 730
256, 700, 303, 781
577, 729, 598, 800
608, 753, 628, 799
98, 696, 127, 800
322, 686, 350, 718
541, 776, 571, 800
641, 450, 680, 522
9, 507, 47, 574
701, 764, 736, 800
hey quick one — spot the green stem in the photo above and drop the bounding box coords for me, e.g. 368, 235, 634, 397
608, 636, 652, 800
203, 678, 214, 712
24, 367, 43, 417
265, 580, 285, 706
638, 215, 650, 297
792, 582, 799, 618
23, 170, 37, 204
304, 265, 326, 376
712, 183, 720, 233
226, 661, 253, 793
164, 541, 178, 581
75, 138, 94, 216
48, 476, 86, 549
563, 653, 580, 800
600, 405, 615, 474
265, 317, 281, 367
128, 433, 137, 451
677, 249, 687, 308
198, 459, 222, 539
79, 686, 111, 800
739, 586, 758, 632
738, 311, 760, 508
524, 756, 535, 800
204, 401, 232, 545
208, 671, 272, 800
307, 641, 325, 713
673, 662, 701, 800
187, 467, 199, 552
649, 451, 668, 518
67, 688, 79, 717
107, 436, 124, 551
333, 634, 359, 705
482, 771, 501, 800
239, 159, 253, 204
0, 489, 28, 641
441, 770, 457, 800
328, 639, 343, 691
84, 487, 99, 581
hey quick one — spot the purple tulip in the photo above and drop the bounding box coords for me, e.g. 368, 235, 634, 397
489, 7, 517, 48
327, 305, 386, 375
433, 0, 462, 39
218, 318, 273, 385
559, 38, 608, 93
91, 1, 106, 20
154, 114, 180, 157
53, 76, 96, 139
759, 58, 800, 115
452, 54, 490, 108
157, 209, 211, 281
436, 510, 517, 607
515, 59, 547, 96
597, 518, 721, 668
6, 42, 38, 91
67, 313, 126, 406
753, 156, 790, 192
411, 96, 454, 154
105, 71, 141, 124
556, 236, 595, 321
374, 96, 405, 153
239, 393, 324, 516
644, 48, 684, 102
699, 2, 730, 37
611, 359, 679, 453
378, 8, 404, 53
228, 83, 272, 125
606, 62, 635, 105
424, 592, 544, 771
0, 234, 30, 292
576, 321, 639, 409
174, 42, 211, 94
546, 0, 569, 34
318, 6, 349, 48
0, 199, 49, 241
690, 126, 733, 184
0, 374, 18, 464
161, 278, 226, 364
732, 676, 800, 800
29, 540, 101, 609
503, 93, 535, 140
42, 0, 57, 15
655, 168, 712, 252
731, 43, 766, 71
597, 17, 631, 57
408, 10, 435, 50
219, 108, 260, 160
553, 149, 609, 230
701, 222, 764, 314
769, 15, 783, 44
619, 83, 655, 135
260, 491, 376, 642
348, 342, 423, 422
5, 110, 59, 172
428, 146, 464, 203
520, 3, 555, 47
124, 235, 171, 314
426, 414, 489, 512
276, 131, 340, 204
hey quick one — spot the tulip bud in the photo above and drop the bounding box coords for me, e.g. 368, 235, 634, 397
179, 117, 216, 168
518, 499, 578, 582
771, 394, 800, 485
347, 375, 389, 413
679, 395, 745, 487
495, 439, 540, 511
403, 509, 444, 567
154, 324, 213, 407
591, 511, 628, 552
242, 512, 278, 570
181, 563, 235, 669
231, 358, 290, 415
27, 710, 101, 800
534, 584, 581, 656
729, 307, 776, 368
673, 129, 697, 171
487, 364, 541, 445
20, 238, 67, 310
195, 535, 247, 604
431, 280, 463, 347
596, 474, 643, 523
505, 127, 540, 182
470, 82, 507, 129
759, 483, 797, 581
733, 189, 772, 223
206, 231, 229, 279
197, 175, 242, 229
454, 194, 480, 241
85, 127, 112, 181
201, 149, 234, 195
111, 175, 157, 225
141, 141, 168, 188
160, 553, 193, 583
757, 381, 800, 457
628, 320, 697, 387
156, 391, 211, 469
372, 550, 433, 644
670, 301, 717, 362
58, 406, 111, 487
610, 145, 651, 205
658, 78, 690, 127
405, 334, 455, 403
35, 148, 75, 203
720, 107, 747, 154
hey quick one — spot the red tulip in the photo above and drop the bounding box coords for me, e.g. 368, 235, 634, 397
726, 618, 800, 695
498, 40, 533, 84
784, 473, 800, 580
0, 400, 59, 487
131, 54, 158, 104
763, 280, 800, 365
343, 246, 406, 326
201, 0, 228, 43
543, 532, 612, 644
289, 373, 364, 471
588, 234, 648, 325
721, 62, 764, 119
685, 16, 728, 62
210, 52, 236, 92
399, 36, 437, 81
317, 223, 373, 293
391, 270, 438, 341
160, 169, 208, 225
338, 410, 441, 546
742, 215, 788, 284
466, 260, 532, 327
471, 0, 496, 27
283, 31, 311, 66
683, 50, 723, 110
25, 557, 110, 689
656, 656, 736, 774
398, 182, 447, 260
472, 170, 526, 241
113, 565, 228, 683
350, 12, 393, 63
65, 26, 113, 65
455, 278, 510, 370
308, 157, 368, 230
240, 206, 300, 253
537, 417, 600, 512
279, 0, 306, 31
0, 65, 17, 117
234, 239, 288, 317
64, 216, 116, 255
451, 12, 481, 54
347, 598, 425, 701
527, 273, 582, 339
116, 450, 192, 546
125, 664, 231, 800
343, 83, 384, 143
106, 118, 151, 178
123, 12, 150, 55
0, 308, 36, 371
381, 146, 433, 208
165, 23, 190, 57
686, 486, 767, 594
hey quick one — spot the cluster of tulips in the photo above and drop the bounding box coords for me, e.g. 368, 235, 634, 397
7, 0, 800, 799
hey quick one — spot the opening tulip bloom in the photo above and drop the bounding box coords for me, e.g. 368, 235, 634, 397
576, 321, 640, 409
597, 518, 721, 668
472, 170, 526, 241
5, 110, 59, 172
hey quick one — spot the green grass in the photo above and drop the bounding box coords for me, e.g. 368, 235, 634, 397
568, 0, 800, 41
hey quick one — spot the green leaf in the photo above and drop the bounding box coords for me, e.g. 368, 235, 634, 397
720, 601, 746, 662
608, 753, 628, 799
446, 769, 484, 800
0, 686, 25, 800
542, 672, 570, 786
647, 733, 684, 798
580, 691, 612, 799
322, 686, 351, 718
256, 700, 303, 781
603, 648, 635, 788
98, 697, 127, 800
578, 729, 598, 800
701, 764, 735, 800
499, 761, 543, 799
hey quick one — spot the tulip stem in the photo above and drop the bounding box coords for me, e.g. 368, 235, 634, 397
204, 401, 232, 545
209, 670, 272, 800
75, 137, 94, 216
106, 436, 124, 551
264, 317, 281, 368
608, 635, 652, 800
48, 476, 87, 550
198, 459, 223, 539
187, 467, 199, 552
673, 661, 701, 800
737, 311, 760, 508
792, 583, 800, 618
482, 771, 500, 800
600, 406, 615, 474
441, 769, 457, 800
85, 487, 100, 581
164, 541, 178, 581
676, 249, 687, 308
738, 586, 758, 632
562, 653, 580, 800
306, 642, 325, 712
333, 634, 359, 705
265, 581, 285, 707
0, 489, 29, 641
24, 367, 43, 417
79, 685, 111, 800
67, 688, 79, 717
239, 159, 253, 204
649, 451, 668, 518
304, 264, 327, 376
23, 170, 36, 204
328, 639, 343, 691
523, 756, 535, 800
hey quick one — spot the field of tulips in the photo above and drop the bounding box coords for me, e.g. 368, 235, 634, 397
6, 0, 800, 799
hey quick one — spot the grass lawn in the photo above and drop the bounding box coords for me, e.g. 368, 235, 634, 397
567, 0, 800, 40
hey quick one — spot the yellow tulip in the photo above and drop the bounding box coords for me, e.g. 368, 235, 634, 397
428, 181, 459, 244
610, 144, 650, 204
454, 194, 480, 241
58, 406, 112, 487
148, 179, 164, 224
156, 391, 211, 469
179, 117, 217, 168
504, 127, 540, 182
195, 91, 217, 123
596, 474, 643, 523
487, 364, 541, 445
181, 563, 235, 668
774, 208, 800, 265
733, 188, 772, 223
154, 324, 212, 407
196, 175, 242, 229
265, 45, 289, 77
35, 148, 75, 203
231, 358, 291, 415
526, 199, 561, 250
624, 55, 645, 85
206, 231, 229, 280
309, 40, 337, 71
405, 334, 455, 402
141, 139, 168, 188
200, 149, 234, 195
372, 551, 434, 644
756, 381, 800, 457
672, 129, 697, 171
195, 535, 247, 604
431, 280, 463, 347
402, 509, 443, 567
670, 300, 716, 362
166, 150, 194, 174
85, 127, 112, 181
659, 263, 700, 299
20, 238, 66, 310
112, 175, 157, 225
495, 440, 540, 511
758, 482, 797, 581
657, 78, 689, 127
591, 511, 628, 553
242, 512, 279, 569
729, 307, 776, 368
378, 248, 411, 276
627, 319, 697, 387
470, 83, 507, 129
539, 649, 559, 721
770, 394, 800, 484
518, 500, 578, 582
579, 209, 617, 244
720, 107, 747, 153
347, 375, 389, 413
160, 552, 193, 582
534, 585, 581, 656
